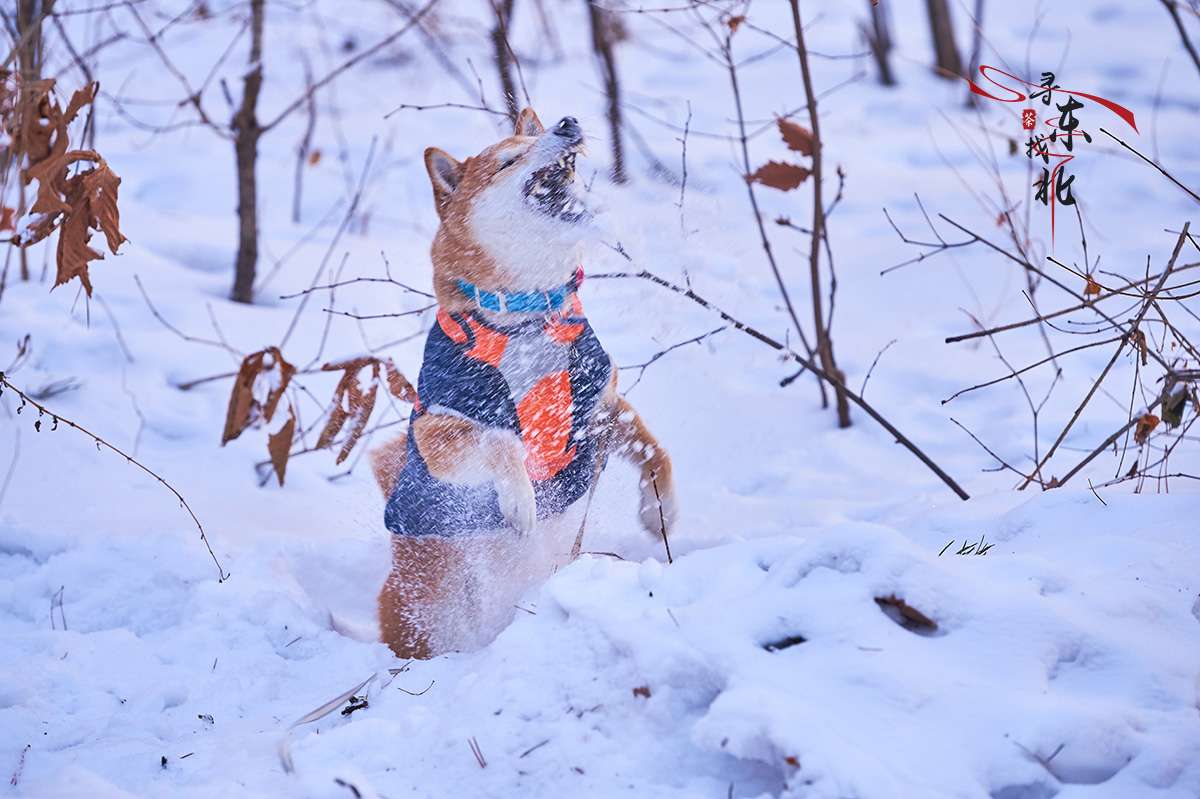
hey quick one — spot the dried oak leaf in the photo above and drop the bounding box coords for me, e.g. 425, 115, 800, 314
727, 14, 745, 33
748, 161, 811, 192
875, 594, 938, 634
222, 347, 295, 444
1132, 329, 1149, 366
1083, 275, 1102, 297
1161, 388, 1189, 428
383, 358, 417, 403
1134, 413, 1159, 446
54, 186, 101, 295
84, 162, 127, 255
267, 409, 296, 486
318, 358, 381, 463
777, 117, 813, 157
52, 158, 125, 294
224, 352, 268, 444
13, 79, 57, 167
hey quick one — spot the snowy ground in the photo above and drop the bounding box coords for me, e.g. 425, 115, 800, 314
2, 1, 1199, 797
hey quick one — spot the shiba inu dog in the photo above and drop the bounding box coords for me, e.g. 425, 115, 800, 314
371, 108, 677, 659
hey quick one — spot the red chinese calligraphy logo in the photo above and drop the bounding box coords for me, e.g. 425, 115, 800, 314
966, 66, 1138, 244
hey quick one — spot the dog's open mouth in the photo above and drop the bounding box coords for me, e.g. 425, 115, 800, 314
524, 146, 586, 223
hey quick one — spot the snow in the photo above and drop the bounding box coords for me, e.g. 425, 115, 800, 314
2, 1, 1199, 797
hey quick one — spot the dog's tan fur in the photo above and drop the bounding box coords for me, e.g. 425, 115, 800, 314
374, 109, 676, 659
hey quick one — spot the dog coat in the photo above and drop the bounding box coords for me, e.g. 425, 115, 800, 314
385, 297, 612, 537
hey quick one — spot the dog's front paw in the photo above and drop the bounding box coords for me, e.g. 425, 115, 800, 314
638, 465, 677, 538
497, 473, 538, 534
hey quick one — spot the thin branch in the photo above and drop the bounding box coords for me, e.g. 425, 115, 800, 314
943, 336, 1121, 403
284, 138, 378, 356
620, 326, 726, 393
1100, 128, 1200, 205
1157, 0, 1200, 79
261, 0, 441, 133
135, 275, 238, 355
0, 374, 227, 581
591, 269, 970, 500
1018, 223, 1191, 489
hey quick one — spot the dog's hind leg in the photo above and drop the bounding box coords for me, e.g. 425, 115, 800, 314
379, 532, 546, 658
378, 533, 466, 659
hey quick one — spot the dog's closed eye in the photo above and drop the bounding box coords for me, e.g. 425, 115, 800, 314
496, 156, 520, 173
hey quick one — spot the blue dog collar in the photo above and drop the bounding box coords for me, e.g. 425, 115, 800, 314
457, 266, 583, 313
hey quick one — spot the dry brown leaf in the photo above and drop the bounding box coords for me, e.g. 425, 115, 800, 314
268, 410, 296, 486
308, 149, 322, 166
54, 192, 101, 295
727, 14, 745, 33
875, 594, 937, 633
317, 404, 350, 451
13, 80, 123, 296
82, 162, 127, 254
319, 359, 379, 458
338, 379, 377, 465
62, 83, 97, 128
27, 149, 99, 220
13, 79, 57, 167
322, 356, 376, 374
632, 686, 650, 699
1134, 413, 1159, 445
776, 117, 813, 156
1133, 329, 1149, 366
748, 161, 811, 192
223, 351, 268, 444
383, 358, 417, 402
222, 348, 294, 444
261, 347, 295, 423
1083, 275, 1102, 297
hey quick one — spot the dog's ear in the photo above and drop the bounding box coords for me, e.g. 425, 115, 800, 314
425, 147, 465, 219
514, 107, 544, 137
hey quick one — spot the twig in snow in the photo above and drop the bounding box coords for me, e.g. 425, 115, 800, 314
10, 744, 29, 787
468, 736, 487, 768
397, 680, 434, 696
50, 585, 66, 630
519, 739, 550, 758
651, 474, 672, 564
333, 778, 363, 798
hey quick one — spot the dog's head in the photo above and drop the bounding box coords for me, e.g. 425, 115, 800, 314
424, 108, 590, 308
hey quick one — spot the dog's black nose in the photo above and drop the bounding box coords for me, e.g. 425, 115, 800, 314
554, 117, 580, 137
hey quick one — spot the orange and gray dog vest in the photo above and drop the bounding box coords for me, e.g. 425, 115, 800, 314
384, 298, 612, 537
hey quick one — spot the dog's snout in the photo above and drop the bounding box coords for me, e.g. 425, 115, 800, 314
554, 117, 580, 137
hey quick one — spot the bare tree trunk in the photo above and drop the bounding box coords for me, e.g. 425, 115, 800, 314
231, 0, 264, 304
15, 0, 55, 281
790, 0, 850, 428
863, 0, 895, 87
585, 0, 626, 184
925, 0, 963, 79
491, 0, 518, 124
965, 0, 985, 107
